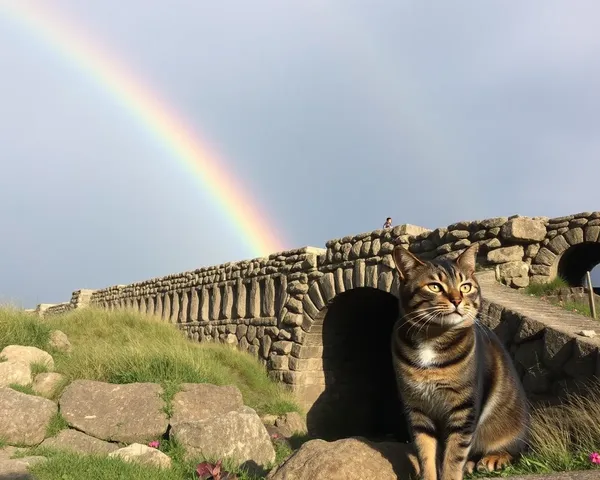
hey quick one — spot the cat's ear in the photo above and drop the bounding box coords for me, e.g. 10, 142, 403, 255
393, 245, 425, 281
456, 243, 479, 275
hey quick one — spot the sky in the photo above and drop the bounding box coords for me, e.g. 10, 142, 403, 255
0, 0, 599, 307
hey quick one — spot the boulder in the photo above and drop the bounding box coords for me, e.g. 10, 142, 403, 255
48, 330, 72, 353
40, 429, 118, 455
267, 437, 418, 480
0, 346, 54, 370
0, 387, 57, 446
171, 405, 275, 468
59, 380, 168, 443
501, 218, 546, 242
170, 383, 243, 426
32, 372, 66, 398
0, 362, 32, 388
274, 412, 308, 438
108, 443, 172, 469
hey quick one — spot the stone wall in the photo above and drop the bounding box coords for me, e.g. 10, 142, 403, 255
35, 211, 600, 412
479, 298, 597, 403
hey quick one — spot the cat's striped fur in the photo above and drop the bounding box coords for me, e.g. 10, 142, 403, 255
391, 243, 529, 480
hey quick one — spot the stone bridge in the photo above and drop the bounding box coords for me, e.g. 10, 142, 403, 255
38, 212, 600, 440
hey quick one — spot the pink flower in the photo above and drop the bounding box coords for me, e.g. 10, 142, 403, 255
148, 440, 160, 449
589, 452, 600, 464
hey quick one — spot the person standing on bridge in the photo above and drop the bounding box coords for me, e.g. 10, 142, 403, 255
383, 217, 393, 229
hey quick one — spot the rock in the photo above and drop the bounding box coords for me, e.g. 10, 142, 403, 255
171, 405, 276, 468
274, 412, 308, 437
267, 437, 418, 480
32, 372, 66, 398
261, 414, 278, 426
577, 330, 597, 338
0, 387, 57, 446
48, 330, 72, 353
40, 429, 118, 455
0, 346, 53, 371
487, 246, 524, 264
0, 456, 46, 479
0, 362, 32, 388
108, 443, 172, 469
0, 446, 27, 460
170, 383, 244, 427
0, 458, 35, 479
498, 261, 529, 279
59, 380, 169, 443
500, 218, 546, 242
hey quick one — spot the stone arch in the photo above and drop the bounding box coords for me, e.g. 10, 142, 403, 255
533, 226, 600, 286
296, 262, 410, 442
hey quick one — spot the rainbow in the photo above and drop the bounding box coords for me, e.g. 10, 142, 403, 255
0, 2, 286, 258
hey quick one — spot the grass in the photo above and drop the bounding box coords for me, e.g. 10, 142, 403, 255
45, 413, 69, 438
524, 276, 596, 318
467, 382, 600, 477
23, 436, 298, 480
27, 448, 267, 480
0, 306, 303, 478
525, 276, 569, 296
0, 306, 300, 417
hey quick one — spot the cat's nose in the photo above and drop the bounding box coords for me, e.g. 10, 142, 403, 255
449, 297, 461, 306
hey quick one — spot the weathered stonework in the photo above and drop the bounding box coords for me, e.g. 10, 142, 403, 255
36, 212, 600, 414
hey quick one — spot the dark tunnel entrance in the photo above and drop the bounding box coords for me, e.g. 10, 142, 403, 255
556, 242, 600, 288
306, 287, 410, 442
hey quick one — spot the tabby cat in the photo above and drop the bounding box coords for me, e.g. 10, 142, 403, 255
391, 243, 529, 480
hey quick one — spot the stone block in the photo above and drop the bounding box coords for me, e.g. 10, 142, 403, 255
533, 247, 556, 266
585, 226, 600, 243
319, 273, 336, 303
282, 312, 303, 327
353, 260, 366, 288
480, 217, 508, 229
514, 339, 544, 370
269, 354, 289, 370
497, 261, 529, 279
233, 280, 246, 319
525, 244, 540, 258
343, 269, 353, 291
272, 341, 293, 355
500, 218, 546, 242
262, 277, 276, 317
446, 230, 470, 241
547, 235, 570, 255
522, 366, 551, 394
487, 246, 524, 264
542, 328, 574, 372
563, 340, 597, 380
514, 316, 545, 343
564, 227, 584, 245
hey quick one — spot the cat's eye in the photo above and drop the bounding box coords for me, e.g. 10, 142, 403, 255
460, 283, 472, 293
427, 283, 442, 293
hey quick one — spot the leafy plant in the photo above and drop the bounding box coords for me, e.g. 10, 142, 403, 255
196, 460, 238, 480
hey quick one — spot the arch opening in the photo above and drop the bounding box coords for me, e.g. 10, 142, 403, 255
556, 242, 600, 288
306, 287, 410, 442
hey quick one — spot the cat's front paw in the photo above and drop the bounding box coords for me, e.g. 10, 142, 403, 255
476, 452, 512, 472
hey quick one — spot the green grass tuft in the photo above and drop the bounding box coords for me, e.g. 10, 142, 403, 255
0, 307, 52, 351
525, 276, 569, 296
45, 412, 69, 438
31, 361, 50, 375
8, 383, 35, 396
